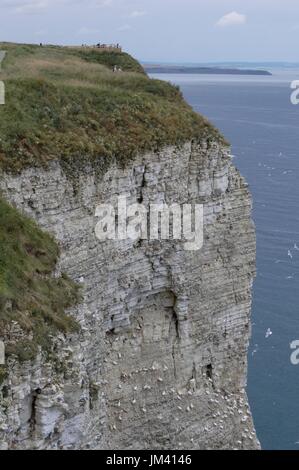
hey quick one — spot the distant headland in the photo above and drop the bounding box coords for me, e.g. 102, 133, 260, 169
144, 65, 272, 76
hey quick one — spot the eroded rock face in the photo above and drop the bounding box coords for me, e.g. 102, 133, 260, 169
0, 140, 259, 449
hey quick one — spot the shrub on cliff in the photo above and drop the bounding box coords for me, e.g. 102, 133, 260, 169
0, 197, 80, 363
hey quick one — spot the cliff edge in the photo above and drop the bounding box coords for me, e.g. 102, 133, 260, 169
0, 44, 258, 450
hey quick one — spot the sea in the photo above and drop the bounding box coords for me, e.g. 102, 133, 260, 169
150, 64, 299, 450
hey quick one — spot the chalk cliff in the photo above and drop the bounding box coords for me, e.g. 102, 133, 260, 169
0, 139, 258, 449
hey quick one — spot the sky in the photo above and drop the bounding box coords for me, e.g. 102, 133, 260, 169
0, 0, 299, 63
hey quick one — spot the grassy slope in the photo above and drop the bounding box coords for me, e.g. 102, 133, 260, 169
0, 197, 80, 365
0, 43, 225, 172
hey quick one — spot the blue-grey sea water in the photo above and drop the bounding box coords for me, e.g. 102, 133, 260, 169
151, 69, 299, 450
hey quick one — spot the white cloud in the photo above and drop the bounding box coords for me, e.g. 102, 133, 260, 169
2, 0, 49, 13
117, 24, 131, 32
129, 10, 146, 19
216, 11, 247, 28
93, 0, 112, 5
34, 28, 48, 35
77, 26, 101, 35
1, 0, 112, 14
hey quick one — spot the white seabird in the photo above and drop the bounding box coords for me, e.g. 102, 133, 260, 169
265, 328, 273, 339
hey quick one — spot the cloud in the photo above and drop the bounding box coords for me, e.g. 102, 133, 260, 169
129, 10, 146, 19
1, 0, 112, 14
216, 11, 247, 27
77, 26, 101, 35
2, 0, 49, 13
93, 0, 112, 5
34, 28, 48, 36
117, 24, 131, 32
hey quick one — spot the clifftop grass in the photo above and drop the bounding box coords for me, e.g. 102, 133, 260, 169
0, 42, 224, 172
0, 197, 80, 363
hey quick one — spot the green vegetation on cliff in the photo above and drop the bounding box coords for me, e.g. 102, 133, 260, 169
0, 42, 224, 172
0, 197, 80, 362
0, 43, 224, 367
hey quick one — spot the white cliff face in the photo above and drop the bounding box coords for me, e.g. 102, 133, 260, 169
0, 140, 259, 449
